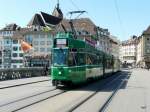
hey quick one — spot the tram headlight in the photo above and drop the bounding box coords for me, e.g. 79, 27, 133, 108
58, 71, 62, 75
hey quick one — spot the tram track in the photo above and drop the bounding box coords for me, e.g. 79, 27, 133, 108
3, 74, 121, 112
99, 77, 129, 112
0, 71, 129, 112
61, 71, 130, 112
0, 87, 57, 107
0, 87, 67, 112
10, 72, 124, 112
10, 74, 120, 112
0, 79, 50, 90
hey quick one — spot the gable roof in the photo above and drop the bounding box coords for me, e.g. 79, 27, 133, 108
143, 26, 150, 35
27, 14, 45, 27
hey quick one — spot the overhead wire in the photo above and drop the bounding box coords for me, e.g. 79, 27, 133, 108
114, 0, 127, 38
68, 0, 81, 19
68, 0, 127, 38
60, 0, 75, 18
70, 0, 80, 10
68, 0, 96, 21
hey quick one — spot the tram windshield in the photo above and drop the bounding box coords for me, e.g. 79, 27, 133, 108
52, 49, 68, 66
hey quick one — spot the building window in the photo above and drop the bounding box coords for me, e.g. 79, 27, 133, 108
19, 47, 22, 51
13, 53, 18, 57
39, 35, 45, 39
20, 65, 23, 68
39, 35, 42, 39
13, 65, 17, 68
4, 39, 11, 44
40, 41, 45, 45
25, 35, 33, 43
13, 46, 18, 51
34, 41, 39, 45
85, 31, 89, 35
12, 60, 23, 63
47, 41, 52, 45
34, 47, 39, 52
19, 53, 23, 57
40, 48, 45, 52
47, 48, 51, 52
13, 40, 18, 44
77, 31, 81, 35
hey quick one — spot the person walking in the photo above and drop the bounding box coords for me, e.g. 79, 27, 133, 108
148, 66, 150, 71
44, 65, 49, 76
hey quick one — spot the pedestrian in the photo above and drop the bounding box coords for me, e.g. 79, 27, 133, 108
148, 66, 150, 71
44, 65, 49, 76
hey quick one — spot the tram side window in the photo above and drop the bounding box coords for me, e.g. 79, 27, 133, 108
107, 59, 110, 68
97, 55, 101, 65
93, 55, 97, 65
86, 54, 92, 65
77, 53, 85, 66
68, 54, 73, 66
106, 58, 113, 68
86, 53, 99, 65
99, 55, 103, 65
68, 52, 77, 66
68, 52, 85, 66
105, 59, 108, 68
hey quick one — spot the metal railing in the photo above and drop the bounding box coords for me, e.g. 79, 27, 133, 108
0, 67, 49, 81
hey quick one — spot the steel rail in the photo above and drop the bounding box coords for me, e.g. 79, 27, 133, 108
66, 72, 127, 112
0, 88, 67, 112
0, 88, 57, 107
12, 90, 67, 112
99, 73, 130, 112
0, 79, 50, 89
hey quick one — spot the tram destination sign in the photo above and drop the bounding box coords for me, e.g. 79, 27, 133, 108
56, 39, 67, 47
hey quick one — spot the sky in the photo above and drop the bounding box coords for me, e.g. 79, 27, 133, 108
0, 0, 150, 40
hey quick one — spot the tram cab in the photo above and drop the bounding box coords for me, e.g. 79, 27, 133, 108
51, 33, 86, 86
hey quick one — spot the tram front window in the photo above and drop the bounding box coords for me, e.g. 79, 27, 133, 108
53, 49, 67, 66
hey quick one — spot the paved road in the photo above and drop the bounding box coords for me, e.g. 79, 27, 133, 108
16, 71, 127, 112
105, 68, 150, 112
0, 76, 53, 112
0, 76, 50, 88
1, 69, 150, 112
19, 69, 150, 112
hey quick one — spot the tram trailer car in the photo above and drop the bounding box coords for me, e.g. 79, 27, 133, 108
51, 33, 120, 86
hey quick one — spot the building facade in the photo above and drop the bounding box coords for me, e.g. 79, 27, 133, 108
0, 24, 24, 68
119, 36, 138, 67
0, 23, 54, 68
96, 27, 111, 54
136, 26, 150, 68
110, 35, 120, 58
11, 39, 24, 68
136, 36, 143, 67
0, 16, 120, 68
23, 31, 53, 67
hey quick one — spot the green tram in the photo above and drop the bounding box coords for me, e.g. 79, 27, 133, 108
51, 32, 120, 86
